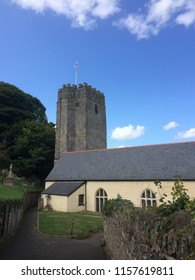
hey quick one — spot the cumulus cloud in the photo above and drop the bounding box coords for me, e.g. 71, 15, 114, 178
163, 121, 179, 130
111, 124, 145, 140
177, 128, 195, 139
10, 0, 120, 29
114, 0, 195, 39
10, 0, 195, 35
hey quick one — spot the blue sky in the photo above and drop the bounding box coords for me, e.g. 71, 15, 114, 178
0, 0, 195, 148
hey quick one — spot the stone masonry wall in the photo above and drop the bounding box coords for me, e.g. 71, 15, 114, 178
0, 204, 23, 239
104, 207, 195, 260
0, 192, 39, 240
55, 83, 107, 161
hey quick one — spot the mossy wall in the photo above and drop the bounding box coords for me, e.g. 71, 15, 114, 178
104, 207, 195, 260
0, 192, 39, 240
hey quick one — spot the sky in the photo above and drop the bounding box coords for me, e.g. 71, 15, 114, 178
0, 0, 195, 148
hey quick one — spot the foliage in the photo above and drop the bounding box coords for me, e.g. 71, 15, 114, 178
184, 199, 195, 216
103, 194, 134, 217
38, 211, 103, 239
0, 176, 5, 184
0, 82, 55, 180
154, 177, 195, 216
0, 82, 47, 152
0, 149, 10, 169
12, 178, 44, 192
0, 82, 47, 125
10, 120, 55, 179
150, 179, 195, 260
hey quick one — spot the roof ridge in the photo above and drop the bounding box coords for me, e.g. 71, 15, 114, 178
63, 141, 195, 155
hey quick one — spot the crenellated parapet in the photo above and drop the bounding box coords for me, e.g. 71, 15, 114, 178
58, 83, 104, 97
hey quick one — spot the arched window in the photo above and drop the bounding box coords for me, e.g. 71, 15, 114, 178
95, 188, 108, 212
141, 189, 156, 208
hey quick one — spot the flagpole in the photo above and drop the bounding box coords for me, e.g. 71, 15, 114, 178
74, 61, 78, 86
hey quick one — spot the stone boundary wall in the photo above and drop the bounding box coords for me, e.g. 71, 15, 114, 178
0, 205, 23, 239
104, 207, 195, 260
0, 192, 40, 240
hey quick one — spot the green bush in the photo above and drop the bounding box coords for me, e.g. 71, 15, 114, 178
155, 177, 195, 216
103, 194, 134, 217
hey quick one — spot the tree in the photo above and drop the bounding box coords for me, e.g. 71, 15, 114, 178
11, 120, 55, 180
0, 82, 55, 180
0, 82, 47, 153
0, 82, 47, 124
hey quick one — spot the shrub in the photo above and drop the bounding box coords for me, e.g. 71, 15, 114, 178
155, 177, 195, 217
103, 194, 134, 217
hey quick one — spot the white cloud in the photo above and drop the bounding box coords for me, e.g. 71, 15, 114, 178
10, 0, 120, 29
114, 0, 195, 39
176, 0, 195, 26
177, 128, 195, 139
111, 124, 145, 140
10, 0, 195, 35
163, 121, 179, 130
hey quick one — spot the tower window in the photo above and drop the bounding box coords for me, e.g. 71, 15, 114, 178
95, 104, 98, 114
76, 102, 79, 107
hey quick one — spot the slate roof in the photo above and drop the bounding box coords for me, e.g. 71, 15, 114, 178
42, 181, 85, 196
46, 142, 195, 182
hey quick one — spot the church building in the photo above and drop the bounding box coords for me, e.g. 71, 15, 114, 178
42, 83, 195, 212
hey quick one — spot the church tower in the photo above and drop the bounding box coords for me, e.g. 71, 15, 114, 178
54, 83, 107, 161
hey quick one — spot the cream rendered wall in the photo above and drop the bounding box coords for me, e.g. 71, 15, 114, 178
42, 194, 47, 208
67, 184, 86, 212
42, 194, 68, 212
42, 183, 86, 212
85, 181, 195, 212
45, 181, 54, 189
43, 180, 195, 212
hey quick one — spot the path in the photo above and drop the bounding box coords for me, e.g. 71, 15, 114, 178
0, 208, 107, 260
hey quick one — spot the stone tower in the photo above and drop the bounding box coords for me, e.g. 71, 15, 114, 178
55, 83, 107, 161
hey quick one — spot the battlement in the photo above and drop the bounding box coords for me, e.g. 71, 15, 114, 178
58, 83, 104, 98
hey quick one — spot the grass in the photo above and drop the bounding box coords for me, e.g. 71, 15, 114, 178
12, 178, 44, 193
0, 185, 24, 203
38, 211, 104, 239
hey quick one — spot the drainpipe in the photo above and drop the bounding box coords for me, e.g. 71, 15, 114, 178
85, 182, 87, 211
